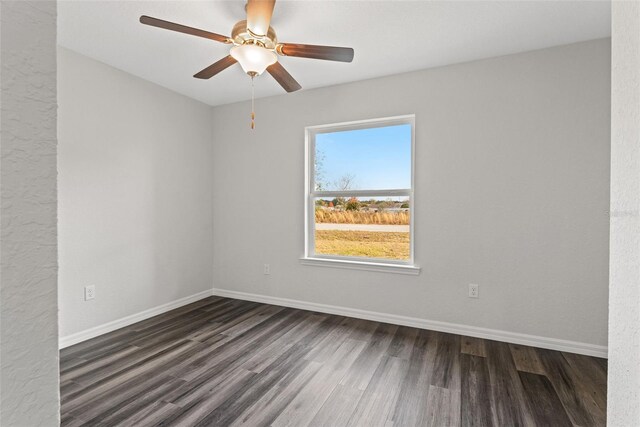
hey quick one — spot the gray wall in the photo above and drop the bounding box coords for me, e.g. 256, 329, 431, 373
58, 48, 214, 338
211, 39, 611, 349
1, 1, 59, 424
608, 2, 640, 425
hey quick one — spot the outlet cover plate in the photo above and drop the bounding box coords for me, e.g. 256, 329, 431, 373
468, 283, 479, 298
84, 285, 95, 301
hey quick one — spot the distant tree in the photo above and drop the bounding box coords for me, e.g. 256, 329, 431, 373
401, 203, 410, 209
314, 148, 359, 193
314, 148, 327, 190
377, 199, 396, 211
332, 173, 356, 191
345, 197, 360, 211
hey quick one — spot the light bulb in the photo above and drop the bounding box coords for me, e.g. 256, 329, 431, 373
230, 44, 277, 76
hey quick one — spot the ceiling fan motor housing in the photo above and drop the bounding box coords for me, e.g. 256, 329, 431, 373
231, 20, 278, 49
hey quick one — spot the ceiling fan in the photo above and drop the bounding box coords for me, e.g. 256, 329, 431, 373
139, 0, 354, 94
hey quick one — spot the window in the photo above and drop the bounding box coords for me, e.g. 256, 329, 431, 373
303, 115, 419, 274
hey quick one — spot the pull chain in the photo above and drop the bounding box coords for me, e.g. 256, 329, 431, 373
250, 75, 255, 130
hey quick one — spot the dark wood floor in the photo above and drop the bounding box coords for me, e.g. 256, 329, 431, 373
60, 296, 607, 426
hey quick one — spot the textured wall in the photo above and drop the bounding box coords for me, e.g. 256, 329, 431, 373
211, 40, 611, 350
0, 1, 59, 425
58, 48, 214, 338
608, 1, 640, 425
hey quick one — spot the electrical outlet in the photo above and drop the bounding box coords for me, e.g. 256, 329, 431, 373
264, 264, 271, 275
468, 284, 479, 298
84, 285, 96, 301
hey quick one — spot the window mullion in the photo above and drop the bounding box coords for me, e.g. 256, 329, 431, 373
311, 189, 411, 198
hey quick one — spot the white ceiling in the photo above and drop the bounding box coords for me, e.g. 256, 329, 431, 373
58, 1, 611, 107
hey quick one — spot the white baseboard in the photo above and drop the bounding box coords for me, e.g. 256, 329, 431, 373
59, 289, 214, 349
212, 288, 608, 358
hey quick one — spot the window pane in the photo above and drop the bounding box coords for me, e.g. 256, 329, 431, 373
314, 124, 411, 191
314, 196, 410, 261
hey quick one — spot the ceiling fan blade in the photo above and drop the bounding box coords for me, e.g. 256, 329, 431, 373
277, 43, 354, 63
246, 0, 276, 37
194, 56, 237, 79
140, 15, 230, 44
267, 62, 301, 93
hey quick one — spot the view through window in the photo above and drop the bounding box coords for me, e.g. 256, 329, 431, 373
306, 116, 414, 264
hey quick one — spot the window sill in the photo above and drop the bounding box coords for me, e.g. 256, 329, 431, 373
299, 257, 421, 275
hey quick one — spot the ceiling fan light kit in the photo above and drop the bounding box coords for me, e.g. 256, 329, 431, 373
140, 0, 354, 128
230, 44, 277, 76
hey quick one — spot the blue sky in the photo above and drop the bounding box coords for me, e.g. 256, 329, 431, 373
315, 124, 411, 190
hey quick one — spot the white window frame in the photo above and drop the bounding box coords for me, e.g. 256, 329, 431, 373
301, 114, 420, 275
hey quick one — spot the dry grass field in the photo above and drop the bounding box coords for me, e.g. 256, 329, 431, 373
315, 210, 409, 225
315, 230, 410, 260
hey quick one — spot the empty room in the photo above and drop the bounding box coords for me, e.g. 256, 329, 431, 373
1, 0, 639, 426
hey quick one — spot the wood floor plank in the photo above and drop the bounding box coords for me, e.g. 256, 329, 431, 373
62, 339, 202, 413
594, 356, 608, 372
386, 325, 418, 360
167, 310, 336, 410
59, 297, 608, 427
79, 375, 187, 426
131, 297, 231, 334
311, 349, 407, 426
425, 385, 461, 427
346, 355, 408, 427
241, 312, 320, 373
519, 371, 573, 426
60, 344, 140, 383
339, 322, 398, 390
209, 303, 282, 337
59, 297, 218, 359
305, 316, 361, 363
537, 348, 605, 426
68, 370, 172, 422
310, 384, 364, 427
431, 332, 461, 390
460, 354, 493, 427
186, 321, 223, 343
60, 380, 84, 401
461, 336, 486, 357
346, 318, 379, 341
191, 344, 317, 426
63, 334, 137, 365
60, 413, 85, 427
128, 401, 182, 427
128, 307, 238, 349
390, 329, 438, 426
60, 356, 88, 374
271, 338, 368, 427
66, 338, 196, 388
485, 340, 535, 426
158, 368, 257, 425
562, 352, 607, 414
175, 309, 304, 382
229, 359, 323, 426
156, 334, 239, 382
509, 343, 546, 375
